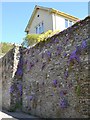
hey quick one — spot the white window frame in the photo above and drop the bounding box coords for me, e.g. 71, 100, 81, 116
35, 22, 44, 34
65, 19, 68, 28
69, 20, 72, 27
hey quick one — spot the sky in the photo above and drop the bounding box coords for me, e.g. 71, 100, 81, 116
1, 2, 89, 44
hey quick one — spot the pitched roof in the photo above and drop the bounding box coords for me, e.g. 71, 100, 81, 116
25, 5, 79, 32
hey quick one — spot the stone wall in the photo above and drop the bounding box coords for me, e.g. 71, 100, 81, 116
0, 16, 90, 118
0, 58, 2, 110
1, 48, 14, 110
22, 16, 90, 118
1, 46, 23, 111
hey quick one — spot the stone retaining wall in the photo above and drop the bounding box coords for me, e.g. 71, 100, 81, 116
0, 16, 90, 118
22, 16, 90, 118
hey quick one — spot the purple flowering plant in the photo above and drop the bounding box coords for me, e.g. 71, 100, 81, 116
60, 90, 67, 97
9, 85, 14, 93
16, 68, 23, 76
46, 51, 51, 58
81, 40, 87, 49
28, 95, 33, 101
17, 84, 22, 96
63, 52, 67, 57
60, 98, 69, 108
52, 79, 58, 87
54, 38, 59, 43
56, 46, 62, 55
68, 49, 80, 65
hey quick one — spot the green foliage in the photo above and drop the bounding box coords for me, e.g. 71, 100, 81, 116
8, 101, 22, 112
22, 30, 60, 47
37, 30, 53, 42
87, 40, 90, 47
0, 42, 14, 54
75, 85, 81, 96
22, 34, 40, 47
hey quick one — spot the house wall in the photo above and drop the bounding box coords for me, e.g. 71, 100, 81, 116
52, 13, 76, 32
29, 9, 53, 34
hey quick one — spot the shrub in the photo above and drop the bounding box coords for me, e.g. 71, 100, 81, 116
22, 30, 60, 47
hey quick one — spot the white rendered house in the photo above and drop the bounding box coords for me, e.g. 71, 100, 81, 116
25, 5, 79, 34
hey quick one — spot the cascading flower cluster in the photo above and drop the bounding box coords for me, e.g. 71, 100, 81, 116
16, 55, 23, 76
68, 40, 87, 65
17, 84, 22, 96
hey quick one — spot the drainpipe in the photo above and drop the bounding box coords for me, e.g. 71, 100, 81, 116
52, 13, 56, 31
54, 14, 56, 30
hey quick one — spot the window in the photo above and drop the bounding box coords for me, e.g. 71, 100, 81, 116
36, 27, 38, 34
65, 19, 68, 28
39, 24, 41, 34
69, 21, 72, 27
36, 22, 44, 34
41, 22, 44, 33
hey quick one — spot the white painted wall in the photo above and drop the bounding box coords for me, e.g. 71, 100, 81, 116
29, 9, 53, 34
29, 9, 77, 34
52, 14, 76, 32
55, 15, 66, 31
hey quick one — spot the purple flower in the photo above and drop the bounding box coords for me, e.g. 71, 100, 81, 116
60, 91, 64, 97
28, 96, 33, 101
60, 98, 68, 108
69, 49, 80, 64
54, 38, 59, 43
17, 84, 22, 95
63, 53, 67, 57
81, 40, 87, 49
57, 46, 62, 51
52, 79, 58, 87
46, 51, 51, 58
9, 85, 14, 93
46, 43, 51, 47
16, 68, 23, 76
60, 90, 67, 97
56, 46, 62, 55
75, 46, 81, 54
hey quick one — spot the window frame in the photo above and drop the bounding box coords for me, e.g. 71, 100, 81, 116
35, 22, 44, 34
65, 19, 68, 28
69, 20, 72, 27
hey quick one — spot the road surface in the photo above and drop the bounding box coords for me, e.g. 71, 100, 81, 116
0, 110, 38, 120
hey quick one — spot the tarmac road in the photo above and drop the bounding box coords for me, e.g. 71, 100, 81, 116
0, 110, 38, 120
